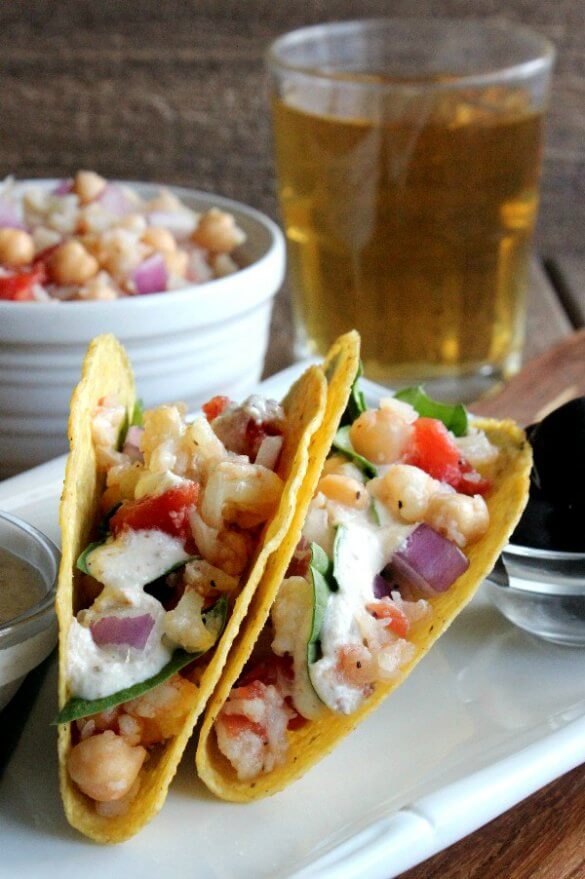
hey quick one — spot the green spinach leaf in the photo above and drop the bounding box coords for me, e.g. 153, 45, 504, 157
394, 386, 468, 437
76, 540, 106, 576
117, 398, 145, 450
307, 543, 334, 666
332, 425, 378, 479
340, 362, 367, 426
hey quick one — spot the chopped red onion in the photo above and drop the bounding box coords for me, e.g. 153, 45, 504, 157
255, 435, 283, 470
51, 179, 73, 196
98, 183, 131, 216
387, 524, 469, 597
373, 573, 392, 599
132, 253, 168, 295
0, 199, 25, 230
147, 210, 196, 240
122, 425, 144, 462
90, 613, 155, 649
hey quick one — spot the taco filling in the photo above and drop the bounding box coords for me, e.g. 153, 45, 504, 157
61, 391, 288, 813
213, 385, 501, 781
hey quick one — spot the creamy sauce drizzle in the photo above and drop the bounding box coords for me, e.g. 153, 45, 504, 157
0, 547, 45, 624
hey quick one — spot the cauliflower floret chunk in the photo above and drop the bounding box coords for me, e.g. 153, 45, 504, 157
188, 510, 252, 577
141, 403, 188, 474
102, 460, 145, 510
164, 590, 222, 653
187, 414, 228, 475
183, 558, 239, 596
200, 460, 283, 529
426, 492, 489, 547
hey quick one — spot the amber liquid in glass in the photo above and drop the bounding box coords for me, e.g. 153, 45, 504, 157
273, 81, 544, 391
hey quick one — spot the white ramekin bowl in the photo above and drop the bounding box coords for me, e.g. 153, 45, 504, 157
0, 181, 285, 477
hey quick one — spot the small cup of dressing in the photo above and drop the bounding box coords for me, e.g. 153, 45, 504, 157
0, 511, 59, 711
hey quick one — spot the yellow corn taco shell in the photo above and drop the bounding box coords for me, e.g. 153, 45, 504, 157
57, 334, 326, 842
196, 331, 532, 801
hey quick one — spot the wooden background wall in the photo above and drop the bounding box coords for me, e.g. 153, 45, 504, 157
1, 0, 583, 302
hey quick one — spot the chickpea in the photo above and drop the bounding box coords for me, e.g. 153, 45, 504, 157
91, 233, 146, 280
164, 248, 188, 277
142, 226, 177, 254
350, 408, 414, 465
374, 464, 441, 522
147, 188, 183, 212
73, 170, 106, 204
67, 730, 146, 802
336, 644, 376, 687
78, 276, 118, 301
317, 473, 370, 510
51, 240, 99, 285
322, 454, 365, 482
77, 233, 104, 260
379, 396, 418, 423
0, 228, 35, 267
192, 208, 245, 253
426, 492, 489, 548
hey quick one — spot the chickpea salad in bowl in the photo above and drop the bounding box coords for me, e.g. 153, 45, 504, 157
0, 171, 245, 301
55, 334, 326, 842
196, 332, 532, 802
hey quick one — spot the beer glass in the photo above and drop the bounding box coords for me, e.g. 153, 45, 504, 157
268, 19, 554, 399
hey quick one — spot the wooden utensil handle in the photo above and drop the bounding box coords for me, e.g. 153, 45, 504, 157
471, 329, 585, 425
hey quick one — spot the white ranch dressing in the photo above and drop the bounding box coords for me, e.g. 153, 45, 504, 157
86, 529, 189, 603
309, 521, 413, 715
68, 595, 171, 700
68, 528, 189, 699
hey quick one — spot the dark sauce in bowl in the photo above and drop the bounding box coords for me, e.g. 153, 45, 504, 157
511, 397, 585, 553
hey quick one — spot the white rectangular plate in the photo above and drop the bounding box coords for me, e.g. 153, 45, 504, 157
1, 365, 584, 879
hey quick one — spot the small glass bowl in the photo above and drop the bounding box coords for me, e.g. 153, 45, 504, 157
485, 542, 585, 647
0, 510, 60, 711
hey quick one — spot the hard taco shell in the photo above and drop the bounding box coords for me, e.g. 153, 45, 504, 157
196, 332, 532, 801
57, 334, 327, 841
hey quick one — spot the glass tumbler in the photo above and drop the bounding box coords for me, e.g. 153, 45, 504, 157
268, 19, 554, 400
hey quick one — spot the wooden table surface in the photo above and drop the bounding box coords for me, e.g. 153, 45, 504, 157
266, 256, 585, 879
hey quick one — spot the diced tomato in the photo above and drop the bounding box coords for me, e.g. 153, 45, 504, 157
0, 264, 46, 301
238, 654, 294, 688
406, 417, 491, 496
406, 418, 461, 483
220, 712, 266, 739
367, 600, 410, 638
202, 395, 230, 422
232, 681, 266, 701
456, 460, 492, 495
110, 483, 199, 545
